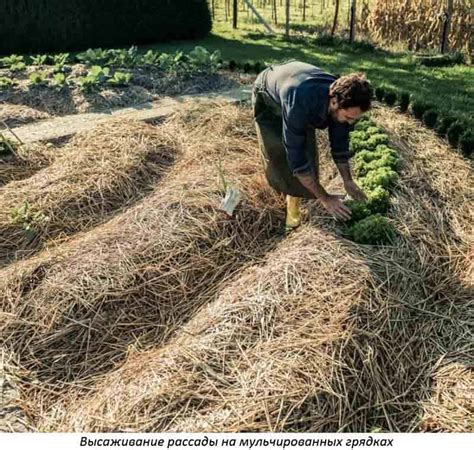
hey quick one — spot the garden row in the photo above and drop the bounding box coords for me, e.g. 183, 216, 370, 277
373, 85, 473, 158
0, 46, 222, 93
343, 116, 401, 246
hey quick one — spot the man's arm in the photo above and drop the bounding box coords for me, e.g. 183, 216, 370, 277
329, 122, 367, 202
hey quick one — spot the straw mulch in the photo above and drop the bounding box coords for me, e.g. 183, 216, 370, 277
0, 140, 64, 187
0, 104, 50, 128
0, 119, 177, 265
31, 103, 472, 433
1, 102, 472, 432
0, 103, 284, 429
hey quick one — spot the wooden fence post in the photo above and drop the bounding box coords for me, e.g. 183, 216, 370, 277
331, 0, 340, 36
349, 0, 357, 43
285, 0, 290, 37
233, 0, 238, 29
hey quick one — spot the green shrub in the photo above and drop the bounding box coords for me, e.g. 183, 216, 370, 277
384, 89, 397, 106
359, 167, 398, 190
254, 62, 264, 74
243, 62, 252, 73
375, 86, 385, 102
459, 129, 474, 157
348, 214, 395, 245
422, 110, 438, 129
398, 91, 410, 112
0, 0, 212, 54
228, 60, 238, 71
447, 122, 465, 147
411, 100, 434, 120
435, 116, 456, 137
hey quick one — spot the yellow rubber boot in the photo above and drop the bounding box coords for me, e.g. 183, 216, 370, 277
285, 195, 301, 230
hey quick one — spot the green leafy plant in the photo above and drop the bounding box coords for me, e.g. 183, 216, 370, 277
375, 86, 385, 102
354, 152, 399, 177
108, 46, 139, 68
51, 53, 70, 73
29, 71, 49, 85
435, 115, 456, 137
228, 60, 238, 71
188, 46, 221, 74
77, 66, 110, 92
365, 186, 391, 214
0, 133, 17, 154
422, 109, 438, 129
52, 72, 67, 88
243, 62, 252, 73
383, 89, 397, 106
9, 62, 27, 72
411, 100, 434, 120
76, 48, 110, 65
447, 121, 465, 147
359, 167, 398, 190
345, 200, 371, 222
0, 54, 24, 68
365, 126, 383, 136
107, 71, 132, 86
354, 117, 376, 132
0, 76, 14, 90
459, 129, 474, 157
141, 50, 160, 66
398, 91, 410, 112
348, 214, 395, 245
30, 54, 49, 65
365, 133, 389, 151
9, 200, 50, 242
254, 62, 264, 74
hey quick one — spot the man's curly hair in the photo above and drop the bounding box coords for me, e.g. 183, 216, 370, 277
329, 73, 373, 112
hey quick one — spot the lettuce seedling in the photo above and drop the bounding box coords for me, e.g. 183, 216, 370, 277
348, 214, 396, 245
359, 167, 398, 190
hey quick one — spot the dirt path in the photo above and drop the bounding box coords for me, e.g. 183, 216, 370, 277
6, 87, 251, 144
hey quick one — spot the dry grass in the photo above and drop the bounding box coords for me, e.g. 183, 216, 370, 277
1, 102, 472, 433
0, 104, 50, 128
0, 119, 176, 265
0, 103, 284, 428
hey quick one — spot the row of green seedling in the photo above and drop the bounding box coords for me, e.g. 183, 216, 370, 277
0, 67, 132, 93
0, 46, 222, 76
342, 116, 401, 245
374, 85, 473, 158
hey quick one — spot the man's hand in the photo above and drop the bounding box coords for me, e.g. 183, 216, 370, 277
320, 194, 352, 220
344, 179, 367, 202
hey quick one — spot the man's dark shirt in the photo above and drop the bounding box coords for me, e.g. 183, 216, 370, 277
263, 61, 351, 175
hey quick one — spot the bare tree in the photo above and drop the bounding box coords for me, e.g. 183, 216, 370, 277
441, 0, 454, 54
331, 0, 340, 36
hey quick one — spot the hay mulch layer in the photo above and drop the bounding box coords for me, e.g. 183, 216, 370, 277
0, 103, 50, 128
0, 65, 240, 121
1, 102, 472, 433
0, 119, 177, 266
0, 103, 285, 430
